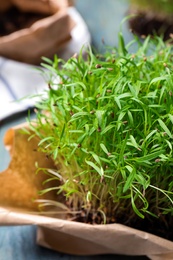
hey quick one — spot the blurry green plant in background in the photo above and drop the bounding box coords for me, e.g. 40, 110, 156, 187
130, 0, 173, 16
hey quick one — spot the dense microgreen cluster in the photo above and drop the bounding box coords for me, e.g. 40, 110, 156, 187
29, 33, 173, 224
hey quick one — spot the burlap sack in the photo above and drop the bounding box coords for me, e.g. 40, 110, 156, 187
0, 0, 75, 64
0, 125, 60, 211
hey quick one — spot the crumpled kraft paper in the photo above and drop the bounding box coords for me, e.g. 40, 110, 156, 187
0, 0, 73, 14
0, 0, 76, 64
0, 125, 173, 260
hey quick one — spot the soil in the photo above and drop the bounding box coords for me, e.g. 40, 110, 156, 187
65, 203, 173, 242
116, 212, 173, 242
128, 10, 173, 41
0, 6, 49, 37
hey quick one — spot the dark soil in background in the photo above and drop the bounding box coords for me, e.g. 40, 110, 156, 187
128, 11, 173, 41
0, 6, 49, 36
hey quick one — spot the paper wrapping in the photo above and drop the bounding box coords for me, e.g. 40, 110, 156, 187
0, 125, 173, 259
0, 0, 76, 64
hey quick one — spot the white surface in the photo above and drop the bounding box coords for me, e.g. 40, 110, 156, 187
0, 7, 91, 121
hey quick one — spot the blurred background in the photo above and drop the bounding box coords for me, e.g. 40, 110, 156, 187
75, 0, 133, 51
0, 1, 173, 259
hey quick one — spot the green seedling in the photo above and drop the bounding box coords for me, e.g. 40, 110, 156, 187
28, 34, 173, 233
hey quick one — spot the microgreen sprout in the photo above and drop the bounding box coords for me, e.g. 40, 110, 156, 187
29, 33, 173, 233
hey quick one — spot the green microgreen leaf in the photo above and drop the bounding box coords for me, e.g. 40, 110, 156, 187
158, 118, 173, 139
123, 165, 136, 193
85, 160, 104, 177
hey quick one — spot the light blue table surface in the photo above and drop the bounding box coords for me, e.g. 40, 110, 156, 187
0, 1, 148, 259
